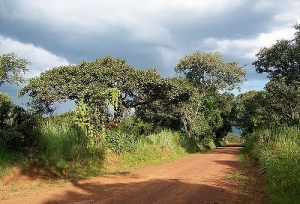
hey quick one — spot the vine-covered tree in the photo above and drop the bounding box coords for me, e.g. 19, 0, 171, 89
0, 52, 30, 86
19, 56, 191, 122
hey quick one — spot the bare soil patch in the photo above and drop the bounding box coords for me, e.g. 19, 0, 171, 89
0, 146, 265, 204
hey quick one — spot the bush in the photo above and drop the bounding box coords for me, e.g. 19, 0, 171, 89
106, 130, 138, 154
116, 116, 154, 136
0, 93, 41, 153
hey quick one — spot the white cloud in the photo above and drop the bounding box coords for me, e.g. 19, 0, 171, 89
202, 26, 296, 61
4, 0, 243, 46
1, 0, 300, 95
0, 35, 70, 78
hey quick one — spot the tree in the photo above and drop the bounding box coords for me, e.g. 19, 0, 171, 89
135, 77, 193, 130
174, 51, 246, 94
214, 92, 235, 139
0, 52, 30, 86
262, 78, 300, 126
234, 90, 261, 134
174, 51, 245, 140
19, 56, 191, 124
253, 24, 300, 87
0, 92, 40, 153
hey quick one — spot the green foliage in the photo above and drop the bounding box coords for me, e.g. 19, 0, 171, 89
74, 99, 103, 156
222, 132, 244, 145
179, 91, 233, 142
0, 93, 41, 153
19, 56, 190, 117
174, 51, 240, 142
116, 116, 154, 137
38, 122, 88, 162
0, 53, 30, 86
106, 130, 138, 155
253, 24, 300, 87
175, 51, 246, 92
0, 93, 14, 126
263, 79, 300, 126
146, 130, 180, 150
202, 137, 216, 150
108, 130, 197, 172
135, 77, 192, 131
235, 90, 261, 134
0, 138, 25, 178
73, 88, 121, 156
235, 80, 300, 133
245, 127, 300, 203
36, 121, 105, 178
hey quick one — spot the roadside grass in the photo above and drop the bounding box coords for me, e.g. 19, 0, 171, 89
245, 127, 300, 203
103, 130, 196, 173
2, 121, 203, 180
0, 138, 27, 178
226, 149, 266, 204
0, 128, 202, 199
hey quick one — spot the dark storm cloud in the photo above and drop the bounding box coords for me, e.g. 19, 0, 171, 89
167, 2, 276, 43
0, 0, 299, 97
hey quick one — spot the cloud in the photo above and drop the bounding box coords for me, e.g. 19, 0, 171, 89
1, 0, 300, 98
0, 35, 70, 78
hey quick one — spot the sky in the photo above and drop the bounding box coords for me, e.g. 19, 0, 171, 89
1, 0, 300, 111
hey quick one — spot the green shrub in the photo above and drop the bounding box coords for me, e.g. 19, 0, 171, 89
203, 137, 216, 150
0, 93, 41, 153
106, 130, 138, 154
116, 116, 154, 136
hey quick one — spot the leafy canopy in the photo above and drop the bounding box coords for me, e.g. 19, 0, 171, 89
253, 24, 300, 87
19, 56, 191, 118
0, 52, 30, 86
174, 51, 246, 92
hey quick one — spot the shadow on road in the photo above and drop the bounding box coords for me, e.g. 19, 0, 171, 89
206, 146, 243, 155
43, 178, 238, 204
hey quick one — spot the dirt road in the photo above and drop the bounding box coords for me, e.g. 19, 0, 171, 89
2, 146, 247, 204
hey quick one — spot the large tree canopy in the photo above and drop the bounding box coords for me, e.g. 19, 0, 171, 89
174, 51, 246, 93
263, 78, 300, 125
135, 77, 194, 130
0, 53, 30, 86
19, 56, 192, 118
253, 24, 300, 87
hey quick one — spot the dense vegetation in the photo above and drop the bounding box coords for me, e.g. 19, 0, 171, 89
1, 24, 299, 203
0, 50, 244, 178
238, 24, 300, 203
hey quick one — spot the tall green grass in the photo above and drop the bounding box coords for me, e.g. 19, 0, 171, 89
0, 138, 25, 177
35, 121, 105, 178
104, 130, 198, 172
245, 127, 300, 203
39, 122, 88, 162
1, 114, 219, 179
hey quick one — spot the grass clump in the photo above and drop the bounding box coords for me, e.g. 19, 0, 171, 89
0, 138, 26, 178
104, 130, 195, 172
33, 121, 105, 178
245, 126, 300, 203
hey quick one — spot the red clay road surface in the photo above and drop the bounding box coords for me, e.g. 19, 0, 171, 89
2, 145, 245, 204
